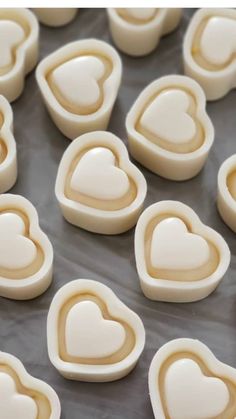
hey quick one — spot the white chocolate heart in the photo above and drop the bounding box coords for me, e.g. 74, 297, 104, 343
125, 8, 156, 21
151, 217, 210, 270
70, 147, 130, 200
0, 213, 37, 270
0, 20, 25, 71
65, 300, 126, 358
140, 89, 196, 144
200, 17, 236, 66
164, 358, 230, 419
50, 56, 105, 110
0, 372, 37, 419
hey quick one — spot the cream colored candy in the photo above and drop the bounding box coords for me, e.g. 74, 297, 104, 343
33, 8, 77, 27
0, 351, 60, 419
0, 9, 39, 102
107, 8, 182, 56
0, 95, 17, 193
149, 338, 236, 419
218, 154, 236, 233
184, 8, 236, 100
126, 75, 214, 181
47, 279, 145, 382
135, 201, 230, 303
55, 131, 147, 235
36, 39, 122, 139
0, 194, 53, 300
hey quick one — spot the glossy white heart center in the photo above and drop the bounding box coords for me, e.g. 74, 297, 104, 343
151, 217, 210, 270
140, 89, 196, 144
164, 358, 230, 419
51, 55, 105, 109
0, 20, 25, 69
125, 8, 156, 20
0, 213, 37, 269
200, 17, 236, 66
70, 147, 130, 200
65, 300, 126, 358
0, 372, 37, 419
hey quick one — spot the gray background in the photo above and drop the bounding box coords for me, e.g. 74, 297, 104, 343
1, 8, 236, 418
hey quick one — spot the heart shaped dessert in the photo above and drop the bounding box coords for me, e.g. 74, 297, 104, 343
0, 194, 53, 300
55, 131, 147, 234
33, 8, 77, 27
0, 9, 39, 102
149, 339, 236, 419
135, 200, 230, 302
0, 95, 17, 193
107, 8, 182, 56
0, 351, 60, 419
218, 154, 236, 233
47, 279, 145, 382
36, 39, 122, 139
126, 75, 214, 181
184, 8, 236, 100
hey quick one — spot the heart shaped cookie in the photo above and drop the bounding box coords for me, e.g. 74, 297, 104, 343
0, 351, 60, 419
126, 75, 214, 181
107, 8, 182, 56
0, 194, 53, 300
0, 95, 17, 193
55, 131, 147, 234
184, 8, 236, 100
149, 339, 236, 419
0, 9, 39, 102
47, 279, 145, 382
36, 39, 122, 139
218, 154, 236, 233
135, 201, 230, 302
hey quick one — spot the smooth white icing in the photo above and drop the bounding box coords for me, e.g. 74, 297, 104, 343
0, 20, 25, 69
0, 213, 37, 269
65, 300, 126, 358
0, 372, 37, 419
125, 8, 156, 21
151, 217, 210, 270
70, 147, 130, 200
200, 17, 236, 66
50, 56, 105, 110
140, 89, 196, 144
164, 358, 229, 419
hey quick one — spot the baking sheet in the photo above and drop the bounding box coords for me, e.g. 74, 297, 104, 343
1, 8, 236, 418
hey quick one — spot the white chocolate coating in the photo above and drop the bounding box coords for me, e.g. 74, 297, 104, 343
107, 8, 182, 57
33, 8, 77, 27
135, 201, 230, 302
36, 39, 122, 140
183, 8, 236, 100
149, 339, 236, 419
0, 9, 39, 102
218, 154, 236, 233
126, 75, 214, 181
47, 279, 145, 382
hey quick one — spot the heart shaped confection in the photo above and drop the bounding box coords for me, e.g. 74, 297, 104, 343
218, 154, 236, 233
0, 351, 60, 419
0, 9, 39, 102
55, 131, 147, 234
126, 75, 214, 181
47, 279, 145, 382
149, 339, 236, 419
36, 39, 122, 139
183, 8, 236, 100
0, 194, 53, 300
135, 201, 230, 302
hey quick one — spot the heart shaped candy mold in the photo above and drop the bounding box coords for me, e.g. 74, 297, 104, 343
0, 9, 39, 102
0, 194, 53, 300
126, 75, 214, 181
135, 201, 230, 302
0, 351, 60, 419
183, 8, 236, 100
55, 131, 147, 234
0, 95, 17, 193
218, 154, 236, 233
47, 279, 145, 382
149, 339, 236, 419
